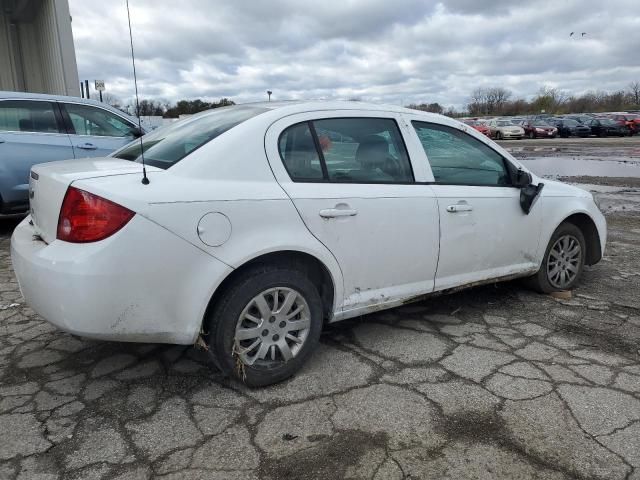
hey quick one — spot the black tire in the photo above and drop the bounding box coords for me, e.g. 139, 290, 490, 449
496, 131, 502, 140
528, 131, 535, 139
205, 265, 323, 387
525, 222, 586, 294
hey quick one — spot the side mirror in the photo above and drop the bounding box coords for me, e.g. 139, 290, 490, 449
520, 183, 544, 214
514, 168, 532, 188
129, 126, 144, 138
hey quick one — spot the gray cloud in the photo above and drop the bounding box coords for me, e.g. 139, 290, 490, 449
69, 0, 640, 109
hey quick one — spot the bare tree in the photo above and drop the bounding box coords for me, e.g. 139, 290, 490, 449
531, 87, 568, 113
101, 93, 122, 108
629, 81, 640, 106
467, 87, 511, 115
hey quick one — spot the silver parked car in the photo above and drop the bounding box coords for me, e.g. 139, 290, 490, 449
487, 119, 525, 140
0, 91, 144, 214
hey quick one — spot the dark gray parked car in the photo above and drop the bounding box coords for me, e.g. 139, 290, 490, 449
0, 91, 143, 214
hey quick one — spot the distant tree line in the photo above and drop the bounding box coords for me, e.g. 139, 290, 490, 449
103, 96, 235, 118
409, 81, 640, 117
102, 80, 640, 120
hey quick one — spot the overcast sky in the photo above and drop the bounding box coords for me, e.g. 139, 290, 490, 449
68, 0, 640, 109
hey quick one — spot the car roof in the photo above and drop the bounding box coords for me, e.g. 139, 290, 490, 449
238, 99, 444, 118
0, 90, 113, 108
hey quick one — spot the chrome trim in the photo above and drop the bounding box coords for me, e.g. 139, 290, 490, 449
0, 130, 71, 137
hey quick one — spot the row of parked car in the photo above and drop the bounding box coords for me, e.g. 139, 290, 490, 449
463, 112, 640, 140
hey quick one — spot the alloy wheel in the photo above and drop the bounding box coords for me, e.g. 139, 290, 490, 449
234, 287, 311, 366
546, 234, 582, 289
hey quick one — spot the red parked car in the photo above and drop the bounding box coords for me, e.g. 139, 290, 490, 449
519, 120, 558, 139
463, 119, 491, 137
606, 114, 638, 135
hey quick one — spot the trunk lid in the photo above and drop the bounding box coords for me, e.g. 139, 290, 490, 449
29, 158, 158, 243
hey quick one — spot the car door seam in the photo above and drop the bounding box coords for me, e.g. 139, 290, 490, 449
262, 125, 347, 312
433, 192, 443, 286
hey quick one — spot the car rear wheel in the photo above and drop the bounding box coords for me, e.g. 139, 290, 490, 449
205, 265, 323, 387
495, 131, 502, 140
525, 222, 586, 294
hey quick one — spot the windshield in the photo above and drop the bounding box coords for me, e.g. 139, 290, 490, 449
497, 121, 515, 126
112, 105, 269, 169
561, 119, 579, 126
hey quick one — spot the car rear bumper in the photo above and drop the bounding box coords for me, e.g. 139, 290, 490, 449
534, 130, 556, 137
11, 214, 233, 344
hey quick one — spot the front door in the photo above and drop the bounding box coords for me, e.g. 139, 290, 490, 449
59, 102, 138, 158
265, 112, 440, 314
408, 119, 542, 291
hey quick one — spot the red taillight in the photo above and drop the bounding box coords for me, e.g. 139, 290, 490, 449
57, 187, 135, 243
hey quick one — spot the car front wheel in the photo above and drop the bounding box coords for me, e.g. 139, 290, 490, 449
205, 265, 323, 387
526, 222, 586, 293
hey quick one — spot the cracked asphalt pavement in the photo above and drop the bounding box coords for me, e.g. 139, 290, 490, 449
1, 138, 640, 479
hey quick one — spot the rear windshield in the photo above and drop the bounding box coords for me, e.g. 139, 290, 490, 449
112, 105, 268, 169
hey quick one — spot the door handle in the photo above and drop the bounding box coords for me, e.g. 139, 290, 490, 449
76, 143, 97, 150
319, 208, 358, 218
446, 204, 473, 213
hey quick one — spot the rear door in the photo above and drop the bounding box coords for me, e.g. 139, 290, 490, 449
0, 99, 74, 209
59, 102, 139, 158
406, 117, 542, 291
265, 111, 440, 315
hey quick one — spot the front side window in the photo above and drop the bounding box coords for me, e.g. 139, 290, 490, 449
279, 117, 414, 183
113, 105, 269, 169
63, 103, 135, 137
0, 100, 60, 133
412, 121, 511, 186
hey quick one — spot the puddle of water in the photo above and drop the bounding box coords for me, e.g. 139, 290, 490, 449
519, 156, 640, 178
507, 145, 640, 158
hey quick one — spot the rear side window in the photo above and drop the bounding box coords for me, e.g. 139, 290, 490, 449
113, 105, 269, 169
63, 103, 134, 137
279, 117, 414, 183
0, 100, 60, 133
278, 123, 324, 181
412, 121, 511, 186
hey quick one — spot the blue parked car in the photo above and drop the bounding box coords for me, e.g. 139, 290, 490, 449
0, 91, 144, 214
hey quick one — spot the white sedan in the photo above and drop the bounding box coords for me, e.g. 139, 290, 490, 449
11, 101, 606, 386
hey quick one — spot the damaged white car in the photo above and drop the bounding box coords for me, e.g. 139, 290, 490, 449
11, 101, 606, 386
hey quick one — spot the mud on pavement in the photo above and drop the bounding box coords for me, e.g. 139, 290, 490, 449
1, 138, 640, 479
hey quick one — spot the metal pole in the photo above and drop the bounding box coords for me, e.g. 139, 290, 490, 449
99, 90, 103, 102
80, 82, 85, 98
85, 80, 90, 99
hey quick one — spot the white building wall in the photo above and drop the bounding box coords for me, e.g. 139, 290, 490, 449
0, 12, 19, 90
0, 0, 79, 96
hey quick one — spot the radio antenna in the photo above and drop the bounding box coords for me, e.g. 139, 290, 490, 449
126, 0, 149, 185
